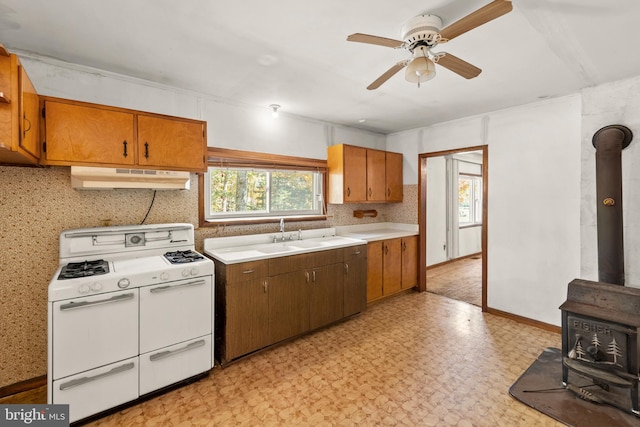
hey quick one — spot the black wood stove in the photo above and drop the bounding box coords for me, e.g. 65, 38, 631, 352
560, 125, 639, 416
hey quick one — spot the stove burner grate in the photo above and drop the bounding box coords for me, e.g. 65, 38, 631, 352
164, 250, 204, 264
58, 259, 109, 280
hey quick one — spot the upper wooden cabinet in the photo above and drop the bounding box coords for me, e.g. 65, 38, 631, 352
0, 50, 41, 166
40, 97, 207, 172
327, 144, 403, 204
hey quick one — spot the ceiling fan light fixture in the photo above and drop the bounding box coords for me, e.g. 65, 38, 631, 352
405, 47, 436, 85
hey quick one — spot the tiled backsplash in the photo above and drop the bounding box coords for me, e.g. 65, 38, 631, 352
0, 164, 417, 387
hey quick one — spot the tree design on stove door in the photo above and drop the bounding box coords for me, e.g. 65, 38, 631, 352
591, 333, 601, 351
575, 338, 587, 361
607, 337, 623, 366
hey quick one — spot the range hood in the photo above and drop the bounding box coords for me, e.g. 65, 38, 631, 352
70, 166, 191, 190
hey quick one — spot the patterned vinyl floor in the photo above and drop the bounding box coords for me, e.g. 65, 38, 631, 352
427, 256, 482, 307
84, 291, 563, 426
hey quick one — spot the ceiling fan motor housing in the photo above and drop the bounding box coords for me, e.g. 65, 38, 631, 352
401, 14, 443, 50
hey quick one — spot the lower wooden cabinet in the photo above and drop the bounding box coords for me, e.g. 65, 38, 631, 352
213, 245, 367, 365
366, 236, 418, 303
344, 245, 367, 317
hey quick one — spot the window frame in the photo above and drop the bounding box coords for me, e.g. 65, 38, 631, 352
199, 147, 328, 227
458, 173, 483, 228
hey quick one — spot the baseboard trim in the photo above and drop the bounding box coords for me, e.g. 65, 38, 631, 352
0, 375, 47, 399
486, 307, 561, 334
427, 252, 482, 270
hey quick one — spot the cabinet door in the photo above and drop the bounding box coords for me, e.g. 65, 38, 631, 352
137, 114, 205, 171
383, 238, 402, 295
309, 263, 344, 330
19, 64, 40, 159
366, 241, 384, 302
226, 278, 270, 360
343, 144, 367, 202
401, 236, 418, 289
366, 149, 386, 201
269, 271, 309, 343
344, 245, 367, 316
385, 151, 403, 202
43, 100, 135, 165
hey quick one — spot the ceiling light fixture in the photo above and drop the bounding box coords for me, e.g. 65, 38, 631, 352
269, 104, 281, 118
405, 45, 436, 88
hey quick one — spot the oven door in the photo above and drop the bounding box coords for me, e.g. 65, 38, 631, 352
51, 289, 139, 380
139, 276, 212, 354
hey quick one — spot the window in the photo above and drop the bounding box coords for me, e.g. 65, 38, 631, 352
458, 174, 482, 225
200, 148, 326, 224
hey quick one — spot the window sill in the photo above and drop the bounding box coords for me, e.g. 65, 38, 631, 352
459, 223, 482, 229
200, 215, 328, 228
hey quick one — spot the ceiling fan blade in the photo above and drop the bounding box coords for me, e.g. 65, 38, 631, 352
347, 33, 404, 49
367, 61, 408, 90
435, 53, 482, 79
439, 0, 512, 41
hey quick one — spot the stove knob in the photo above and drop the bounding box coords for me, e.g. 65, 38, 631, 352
182, 269, 190, 277
190, 267, 199, 276
91, 282, 103, 292
118, 278, 130, 289
160, 272, 170, 281
78, 283, 90, 294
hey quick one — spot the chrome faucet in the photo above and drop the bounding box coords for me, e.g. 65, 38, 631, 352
279, 218, 285, 241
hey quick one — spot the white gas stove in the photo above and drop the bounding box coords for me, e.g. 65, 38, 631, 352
47, 223, 214, 423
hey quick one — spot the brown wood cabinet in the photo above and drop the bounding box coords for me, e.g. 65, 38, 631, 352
213, 245, 367, 365
0, 50, 40, 166
40, 97, 207, 172
213, 260, 269, 363
327, 144, 403, 204
385, 151, 403, 202
344, 245, 367, 317
366, 236, 418, 302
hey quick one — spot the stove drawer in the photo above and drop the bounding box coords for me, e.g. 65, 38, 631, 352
139, 335, 212, 395
52, 289, 139, 379
139, 276, 212, 353
53, 356, 139, 424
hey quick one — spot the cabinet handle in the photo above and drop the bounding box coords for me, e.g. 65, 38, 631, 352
312, 270, 316, 282
388, 188, 391, 197
59, 362, 135, 391
384, 244, 388, 255
402, 242, 406, 251
346, 187, 351, 197
23, 115, 32, 138
352, 250, 361, 255
144, 142, 149, 158
305, 271, 310, 283
368, 188, 372, 197
344, 263, 349, 275
263, 280, 268, 293
122, 140, 128, 158
149, 340, 205, 362
242, 269, 255, 274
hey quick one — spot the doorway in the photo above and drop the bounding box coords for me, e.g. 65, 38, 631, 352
418, 146, 488, 311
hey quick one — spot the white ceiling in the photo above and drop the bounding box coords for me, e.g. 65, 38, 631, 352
1, 0, 640, 134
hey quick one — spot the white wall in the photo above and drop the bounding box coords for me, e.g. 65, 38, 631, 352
20, 55, 384, 161
581, 75, 640, 287
426, 156, 447, 266
389, 95, 582, 326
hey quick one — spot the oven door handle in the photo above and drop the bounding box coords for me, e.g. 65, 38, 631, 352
59, 292, 135, 311
59, 362, 135, 391
149, 339, 206, 362
149, 279, 207, 293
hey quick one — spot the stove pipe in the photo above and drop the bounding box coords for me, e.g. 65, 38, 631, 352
592, 125, 633, 285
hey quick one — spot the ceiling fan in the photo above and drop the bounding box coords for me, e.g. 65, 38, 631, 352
347, 0, 513, 90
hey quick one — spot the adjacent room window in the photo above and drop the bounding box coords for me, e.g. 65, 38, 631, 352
458, 174, 482, 225
201, 148, 326, 224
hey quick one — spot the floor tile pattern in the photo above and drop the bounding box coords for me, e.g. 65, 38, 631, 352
427, 257, 482, 307
87, 291, 563, 426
